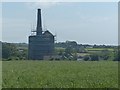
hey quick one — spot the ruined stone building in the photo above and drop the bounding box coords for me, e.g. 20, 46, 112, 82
28, 9, 54, 60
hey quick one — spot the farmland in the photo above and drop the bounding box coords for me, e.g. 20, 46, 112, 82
2, 61, 118, 88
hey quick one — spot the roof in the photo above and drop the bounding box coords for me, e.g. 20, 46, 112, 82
43, 30, 54, 36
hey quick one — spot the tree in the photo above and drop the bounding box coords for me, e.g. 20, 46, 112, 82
2, 42, 28, 60
0, 41, 2, 59
100, 49, 110, 60
2, 43, 18, 59
90, 54, 99, 61
114, 46, 120, 61
83, 55, 90, 61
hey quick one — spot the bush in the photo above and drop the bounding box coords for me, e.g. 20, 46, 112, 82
83, 55, 90, 61
90, 54, 99, 61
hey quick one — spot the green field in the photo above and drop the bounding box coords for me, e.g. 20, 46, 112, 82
85, 48, 114, 51
0, 61, 2, 89
2, 61, 118, 88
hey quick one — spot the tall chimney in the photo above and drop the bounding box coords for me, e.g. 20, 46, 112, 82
36, 9, 42, 35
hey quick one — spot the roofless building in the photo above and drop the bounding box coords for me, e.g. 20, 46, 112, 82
28, 9, 54, 60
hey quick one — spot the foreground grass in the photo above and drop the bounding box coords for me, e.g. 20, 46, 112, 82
2, 61, 118, 88
0, 61, 2, 89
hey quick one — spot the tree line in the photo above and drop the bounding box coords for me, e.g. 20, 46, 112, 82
2, 41, 120, 61
2, 42, 28, 60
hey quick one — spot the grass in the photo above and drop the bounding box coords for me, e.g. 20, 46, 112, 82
77, 53, 90, 57
2, 61, 118, 88
85, 48, 114, 51
0, 61, 2, 89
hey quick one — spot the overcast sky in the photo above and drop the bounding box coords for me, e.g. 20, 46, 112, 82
2, 2, 118, 45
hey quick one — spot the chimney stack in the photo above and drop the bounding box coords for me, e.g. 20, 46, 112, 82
36, 9, 42, 35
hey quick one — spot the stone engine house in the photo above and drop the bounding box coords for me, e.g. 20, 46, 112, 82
28, 9, 54, 60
